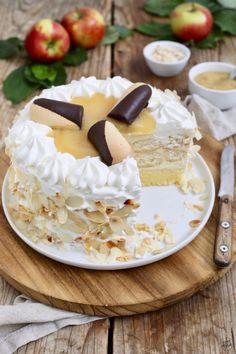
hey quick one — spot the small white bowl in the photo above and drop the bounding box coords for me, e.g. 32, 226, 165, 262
188, 62, 236, 110
143, 40, 191, 77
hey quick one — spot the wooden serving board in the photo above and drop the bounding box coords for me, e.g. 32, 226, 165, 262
0, 134, 235, 317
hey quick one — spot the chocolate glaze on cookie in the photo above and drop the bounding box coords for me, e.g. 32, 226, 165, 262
108, 83, 152, 124
88, 120, 132, 166
31, 98, 84, 128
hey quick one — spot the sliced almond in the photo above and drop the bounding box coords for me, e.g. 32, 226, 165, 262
66, 196, 84, 209
84, 210, 107, 224
109, 216, 124, 234
56, 208, 68, 224
192, 204, 204, 212
189, 219, 201, 228
135, 223, 150, 232
112, 205, 133, 218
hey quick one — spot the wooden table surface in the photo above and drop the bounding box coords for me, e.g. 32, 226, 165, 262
0, 0, 236, 353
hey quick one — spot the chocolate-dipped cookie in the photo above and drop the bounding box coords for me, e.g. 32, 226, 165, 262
30, 98, 84, 129
88, 120, 132, 166
108, 83, 152, 124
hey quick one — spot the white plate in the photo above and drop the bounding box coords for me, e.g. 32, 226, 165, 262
2, 153, 215, 270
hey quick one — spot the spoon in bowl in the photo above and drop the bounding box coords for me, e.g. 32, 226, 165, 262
229, 67, 236, 80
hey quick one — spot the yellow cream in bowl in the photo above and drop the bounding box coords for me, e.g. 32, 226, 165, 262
194, 71, 236, 90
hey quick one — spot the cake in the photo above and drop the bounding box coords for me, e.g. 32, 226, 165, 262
5, 76, 200, 262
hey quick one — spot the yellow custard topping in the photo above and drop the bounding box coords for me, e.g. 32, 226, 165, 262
194, 71, 236, 90
50, 93, 156, 159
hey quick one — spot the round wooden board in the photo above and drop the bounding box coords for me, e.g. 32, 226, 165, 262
0, 134, 235, 316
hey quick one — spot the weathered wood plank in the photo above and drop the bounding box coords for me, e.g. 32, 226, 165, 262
113, 1, 236, 353
113, 265, 236, 354
15, 320, 108, 354
0, 0, 111, 353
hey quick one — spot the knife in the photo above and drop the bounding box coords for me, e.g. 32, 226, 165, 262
214, 144, 235, 268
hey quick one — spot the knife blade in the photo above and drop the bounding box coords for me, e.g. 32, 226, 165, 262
214, 144, 235, 268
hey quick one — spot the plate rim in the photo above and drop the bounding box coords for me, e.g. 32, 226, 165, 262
1, 153, 215, 270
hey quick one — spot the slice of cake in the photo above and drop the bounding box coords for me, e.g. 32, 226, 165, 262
5, 76, 200, 262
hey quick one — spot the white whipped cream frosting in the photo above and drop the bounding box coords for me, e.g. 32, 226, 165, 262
17, 76, 198, 133
6, 76, 198, 207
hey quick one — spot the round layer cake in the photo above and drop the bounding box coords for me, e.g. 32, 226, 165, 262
5, 76, 200, 263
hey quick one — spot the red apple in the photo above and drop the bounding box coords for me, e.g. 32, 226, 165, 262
25, 19, 70, 63
170, 3, 213, 42
61, 8, 105, 49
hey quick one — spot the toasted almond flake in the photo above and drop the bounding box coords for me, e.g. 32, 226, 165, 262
68, 212, 88, 231
31, 236, 38, 243
117, 255, 133, 262
110, 247, 123, 257
47, 235, 53, 243
99, 243, 110, 255
135, 247, 146, 257
74, 235, 83, 241
199, 194, 209, 201
152, 248, 164, 255
56, 208, 68, 224
109, 216, 124, 233
123, 221, 135, 236
135, 223, 151, 232
106, 207, 114, 215
106, 240, 116, 249
94, 201, 107, 214
184, 202, 204, 212
66, 196, 84, 208
124, 199, 140, 209
84, 210, 107, 224
154, 221, 166, 233
164, 231, 174, 244
48, 199, 57, 212
112, 205, 133, 218
143, 237, 152, 245
85, 240, 92, 251
180, 180, 189, 194
192, 204, 204, 212
189, 219, 201, 228
157, 233, 165, 242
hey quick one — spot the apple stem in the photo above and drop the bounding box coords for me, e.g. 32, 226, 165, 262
76, 10, 82, 19
47, 40, 56, 50
191, 2, 196, 12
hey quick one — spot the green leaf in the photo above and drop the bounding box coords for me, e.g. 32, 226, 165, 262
24, 66, 53, 88
195, 27, 224, 48
135, 22, 174, 40
143, 0, 183, 16
214, 9, 236, 34
101, 26, 119, 45
31, 64, 57, 82
63, 47, 88, 66
186, 0, 222, 12
51, 62, 67, 86
113, 25, 133, 39
3, 65, 39, 104
101, 25, 133, 46
25, 62, 67, 89
217, 0, 236, 9
0, 37, 24, 59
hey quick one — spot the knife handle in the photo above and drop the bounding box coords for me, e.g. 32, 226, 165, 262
214, 195, 233, 268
